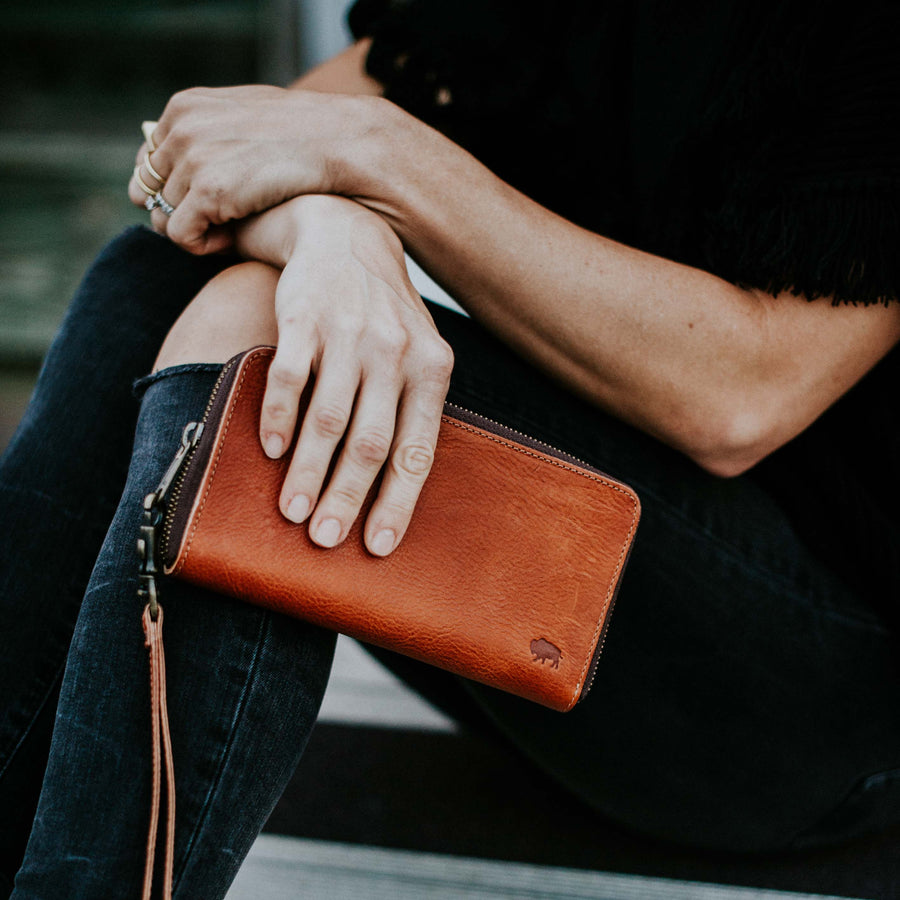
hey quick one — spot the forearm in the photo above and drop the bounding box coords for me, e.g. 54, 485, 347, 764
339, 100, 900, 475
145, 75, 899, 474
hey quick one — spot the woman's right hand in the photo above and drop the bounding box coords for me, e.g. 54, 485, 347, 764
236, 195, 454, 557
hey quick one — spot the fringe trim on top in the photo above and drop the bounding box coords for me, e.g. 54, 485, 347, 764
706, 179, 900, 306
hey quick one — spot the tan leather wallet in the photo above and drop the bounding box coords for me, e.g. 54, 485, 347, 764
152, 346, 641, 713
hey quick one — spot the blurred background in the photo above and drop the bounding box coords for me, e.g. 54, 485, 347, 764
0, 0, 354, 448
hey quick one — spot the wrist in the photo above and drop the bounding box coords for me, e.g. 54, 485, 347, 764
233, 199, 305, 269
337, 96, 412, 206
238, 194, 401, 269
289, 194, 404, 259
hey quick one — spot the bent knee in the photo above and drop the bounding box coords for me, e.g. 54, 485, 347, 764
154, 261, 280, 371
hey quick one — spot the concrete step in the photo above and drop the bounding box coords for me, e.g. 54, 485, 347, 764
267, 640, 899, 900
227, 836, 865, 900
319, 635, 457, 732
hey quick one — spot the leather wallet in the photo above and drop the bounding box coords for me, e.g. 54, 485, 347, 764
154, 346, 641, 712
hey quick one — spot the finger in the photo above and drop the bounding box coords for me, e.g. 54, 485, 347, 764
132, 141, 149, 176
142, 120, 159, 151
362, 387, 444, 557
141, 150, 168, 191
364, 340, 454, 556
260, 331, 316, 462
130, 96, 187, 211
166, 198, 218, 254
129, 129, 170, 202
278, 352, 361, 540
130, 183, 171, 234
149, 207, 172, 234
164, 168, 247, 255
182, 223, 236, 255
308, 377, 400, 550
128, 153, 158, 208
147, 185, 179, 234
143, 162, 187, 238
128, 171, 149, 208
128, 141, 156, 206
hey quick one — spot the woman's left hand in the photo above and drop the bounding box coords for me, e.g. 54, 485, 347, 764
128, 86, 377, 254
234, 194, 455, 556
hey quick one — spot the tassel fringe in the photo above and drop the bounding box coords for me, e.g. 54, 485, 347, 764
708, 180, 900, 306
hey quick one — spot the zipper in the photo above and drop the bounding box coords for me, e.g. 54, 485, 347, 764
443, 402, 611, 477
158, 357, 242, 563
444, 402, 637, 706
154, 422, 205, 504
137, 421, 204, 622
157, 423, 201, 558
578, 545, 632, 703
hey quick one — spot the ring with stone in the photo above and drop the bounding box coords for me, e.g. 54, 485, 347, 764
145, 191, 176, 217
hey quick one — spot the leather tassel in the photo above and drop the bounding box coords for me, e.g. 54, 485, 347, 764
142, 603, 176, 900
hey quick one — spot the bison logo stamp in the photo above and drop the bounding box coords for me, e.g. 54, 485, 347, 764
531, 638, 562, 669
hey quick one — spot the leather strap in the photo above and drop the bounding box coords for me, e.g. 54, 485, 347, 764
142, 603, 176, 900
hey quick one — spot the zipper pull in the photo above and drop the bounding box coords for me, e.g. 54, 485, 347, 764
137, 421, 203, 622
149, 421, 204, 507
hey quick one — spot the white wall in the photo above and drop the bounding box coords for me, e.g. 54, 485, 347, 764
298, 0, 354, 69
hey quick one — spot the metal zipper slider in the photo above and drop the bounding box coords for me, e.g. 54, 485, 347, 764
150, 421, 204, 506
137, 421, 203, 622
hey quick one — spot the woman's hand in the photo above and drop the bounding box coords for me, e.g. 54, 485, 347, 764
128, 86, 379, 255
236, 194, 454, 556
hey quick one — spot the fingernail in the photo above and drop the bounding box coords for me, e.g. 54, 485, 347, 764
314, 518, 342, 547
285, 494, 310, 523
263, 434, 284, 459
370, 529, 396, 557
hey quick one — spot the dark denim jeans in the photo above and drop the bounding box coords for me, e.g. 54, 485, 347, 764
1, 227, 899, 897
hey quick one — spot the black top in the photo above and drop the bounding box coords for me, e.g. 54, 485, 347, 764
349, 0, 900, 609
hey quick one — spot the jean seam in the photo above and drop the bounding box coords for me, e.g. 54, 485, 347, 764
0, 486, 112, 773
786, 766, 900, 847
172, 609, 271, 892
0, 661, 65, 783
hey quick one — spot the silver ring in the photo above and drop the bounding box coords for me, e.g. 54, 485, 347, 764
145, 191, 176, 217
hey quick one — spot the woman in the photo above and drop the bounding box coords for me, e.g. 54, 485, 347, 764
2, 1, 899, 896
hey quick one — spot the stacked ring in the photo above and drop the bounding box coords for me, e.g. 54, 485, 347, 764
133, 166, 158, 198
143, 154, 165, 188
137, 120, 174, 216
